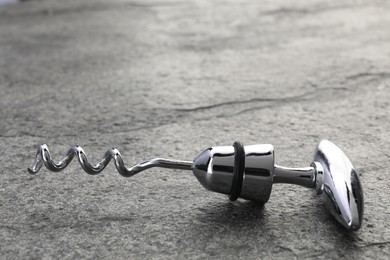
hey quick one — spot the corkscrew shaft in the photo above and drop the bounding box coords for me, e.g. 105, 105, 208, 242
28, 144, 193, 177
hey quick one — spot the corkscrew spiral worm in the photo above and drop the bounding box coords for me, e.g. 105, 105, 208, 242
28, 144, 193, 176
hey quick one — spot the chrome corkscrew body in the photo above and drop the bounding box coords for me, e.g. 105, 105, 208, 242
28, 140, 364, 231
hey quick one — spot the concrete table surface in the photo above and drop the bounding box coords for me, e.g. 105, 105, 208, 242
1, 0, 389, 258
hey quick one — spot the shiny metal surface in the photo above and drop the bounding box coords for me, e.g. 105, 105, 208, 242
311, 161, 324, 194
28, 144, 193, 177
240, 144, 274, 203
313, 140, 364, 231
192, 146, 235, 195
273, 165, 315, 188
192, 144, 275, 203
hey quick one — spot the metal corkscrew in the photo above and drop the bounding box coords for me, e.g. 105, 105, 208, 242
28, 140, 364, 231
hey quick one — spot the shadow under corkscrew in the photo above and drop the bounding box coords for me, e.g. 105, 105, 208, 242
28, 144, 193, 177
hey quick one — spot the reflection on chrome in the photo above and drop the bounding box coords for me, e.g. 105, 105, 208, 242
314, 140, 363, 230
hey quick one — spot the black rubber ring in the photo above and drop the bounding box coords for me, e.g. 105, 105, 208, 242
229, 141, 245, 201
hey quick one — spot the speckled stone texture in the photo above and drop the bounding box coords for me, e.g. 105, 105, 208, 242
1, 0, 390, 259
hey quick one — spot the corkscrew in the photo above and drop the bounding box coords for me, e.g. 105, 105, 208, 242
28, 140, 364, 231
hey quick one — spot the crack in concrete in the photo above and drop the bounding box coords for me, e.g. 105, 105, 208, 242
175, 97, 285, 112
363, 241, 390, 248
1, 87, 349, 137
176, 87, 348, 116
0, 0, 186, 18
261, 2, 372, 17
346, 72, 390, 81
232, 87, 347, 116
0, 70, 381, 139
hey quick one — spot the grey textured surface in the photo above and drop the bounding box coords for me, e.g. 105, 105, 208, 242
1, 0, 390, 258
